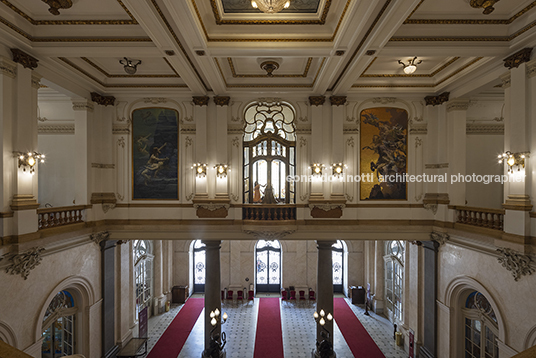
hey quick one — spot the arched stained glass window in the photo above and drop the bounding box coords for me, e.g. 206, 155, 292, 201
385, 240, 405, 322
41, 291, 76, 358
463, 291, 499, 358
255, 240, 281, 293
193, 240, 206, 293
134, 240, 153, 320
243, 101, 296, 204
332, 240, 344, 293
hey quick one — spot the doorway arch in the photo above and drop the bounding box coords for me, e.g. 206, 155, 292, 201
255, 240, 282, 293
192, 240, 206, 293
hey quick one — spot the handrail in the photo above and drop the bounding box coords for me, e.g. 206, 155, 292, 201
37, 205, 90, 230
242, 204, 296, 220
453, 206, 505, 231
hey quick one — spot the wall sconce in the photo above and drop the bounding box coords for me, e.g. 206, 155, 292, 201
214, 164, 229, 178
119, 57, 141, 75
331, 163, 347, 178
14, 151, 45, 175
498, 151, 528, 173
309, 163, 325, 176
192, 163, 207, 177
398, 57, 422, 74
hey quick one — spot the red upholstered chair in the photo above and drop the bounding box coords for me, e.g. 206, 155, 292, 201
237, 290, 243, 300
309, 290, 316, 301
227, 290, 234, 300
248, 290, 254, 300
281, 290, 287, 301
289, 290, 296, 301
299, 290, 306, 300
221, 290, 224, 301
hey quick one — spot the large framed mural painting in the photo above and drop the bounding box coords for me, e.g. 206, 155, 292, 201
132, 108, 179, 200
360, 107, 408, 200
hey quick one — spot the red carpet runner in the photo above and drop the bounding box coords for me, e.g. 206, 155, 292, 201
253, 298, 284, 358
334, 297, 385, 358
147, 297, 204, 358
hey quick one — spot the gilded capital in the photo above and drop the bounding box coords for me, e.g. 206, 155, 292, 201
503, 48, 532, 70
309, 96, 326, 106
193, 96, 210, 106
329, 96, 347, 106
424, 92, 449, 106
11, 49, 38, 70
91, 92, 115, 106
213, 96, 231, 106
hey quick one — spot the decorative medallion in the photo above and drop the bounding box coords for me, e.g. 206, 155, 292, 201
41, 0, 73, 15
91, 92, 116, 106
424, 92, 449, 106
336, 50, 346, 56
193, 96, 210, 106
3, 247, 45, 280
469, 0, 500, 15
330, 96, 347, 106
213, 96, 231, 106
309, 96, 326, 106
365, 50, 376, 56
503, 48, 533, 70
10, 49, 38, 70
260, 60, 280, 76
497, 248, 534, 281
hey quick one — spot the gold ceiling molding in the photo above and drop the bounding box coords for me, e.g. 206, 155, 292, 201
329, 0, 392, 91
361, 57, 460, 78
227, 57, 313, 78
163, 57, 180, 77
81, 57, 179, 78
191, 0, 351, 42
209, 0, 332, 25
353, 57, 483, 88
0, 0, 138, 25
390, 20, 536, 42
404, 1, 536, 25
405, 0, 426, 21
214, 57, 326, 88
149, 0, 210, 91
59, 57, 187, 88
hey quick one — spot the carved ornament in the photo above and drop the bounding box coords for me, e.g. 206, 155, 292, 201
72, 101, 94, 112
309, 96, 326, 106
11, 49, 38, 70
193, 203, 230, 211
91, 92, 115, 107
243, 230, 295, 240
0, 57, 17, 78
193, 96, 210, 106
503, 48, 533, 70
424, 203, 438, 215
430, 231, 449, 245
144, 98, 167, 104
447, 101, 470, 112
372, 97, 396, 104
90, 231, 110, 246
3, 247, 45, 280
330, 96, 347, 106
309, 203, 346, 211
424, 92, 449, 106
497, 248, 534, 281
213, 96, 231, 106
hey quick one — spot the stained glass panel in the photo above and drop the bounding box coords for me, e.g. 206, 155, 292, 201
332, 250, 343, 285
257, 251, 268, 284
269, 250, 281, 284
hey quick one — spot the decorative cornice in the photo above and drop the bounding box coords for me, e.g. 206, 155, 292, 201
496, 247, 534, 281
38, 124, 75, 134
10, 48, 38, 70
330, 96, 347, 106
193, 96, 210, 106
181, 124, 196, 133
3, 247, 45, 280
431, 231, 449, 245
500, 72, 511, 88
424, 92, 449, 106
91, 92, 115, 107
213, 96, 230, 106
410, 124, 427, 134
343, 126, 359, 134
243, 230, 295, 240
466, 123, 504, 135
503, 48, 533, 70
90, 231, 110, 246
72, 101, 94, 112
309, 96, 326, 106
447, 101, 470, 112
0, 56, 17, 78
91, 163, 115, 169
112, 125, 130, 134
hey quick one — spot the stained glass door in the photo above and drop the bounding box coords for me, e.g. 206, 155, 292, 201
193, 240, 206, 293
332, 240, 344, 293
255, 240, 281, 293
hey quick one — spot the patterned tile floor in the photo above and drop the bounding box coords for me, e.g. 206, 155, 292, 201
146, 295, 407, 358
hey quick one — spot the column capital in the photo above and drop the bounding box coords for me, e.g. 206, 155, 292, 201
201, 240, 222, 249
11, 49, 38, 70
193, 96, 210, 106
446, 99, 470, 113
329, 96, 347, 106
316, 240, 337, 250
500, 72, 511, 88
309, 96, 326, 106
424, 92, 449, 106
503, 47, 533, 70
0, 56, 17, 78
213, 96, 230, 106
72, 99, 94, 112
31, 73, 42, 89
91, 92, 115, 107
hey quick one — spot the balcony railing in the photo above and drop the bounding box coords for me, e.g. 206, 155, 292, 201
37, 205, 88, 230
243, 205, 296, 221
453, 206, 505, 231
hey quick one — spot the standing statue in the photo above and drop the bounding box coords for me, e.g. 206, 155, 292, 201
202, 331, 226, 358
315, 330, 336, 358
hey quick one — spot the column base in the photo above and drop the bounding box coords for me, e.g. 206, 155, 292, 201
312, 349, 336, 358
10, 194, 39, 211
502, 194, 533, 211
202, 349, 226, 358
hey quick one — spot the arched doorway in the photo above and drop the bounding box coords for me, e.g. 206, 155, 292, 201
192, 240, 206, 293
255, 240, 282, 293
41, 291, 76, 358
462, 291, 499, 358
332, 240, 345, 293
384, 240, 405, 323
133, 240, 153, 320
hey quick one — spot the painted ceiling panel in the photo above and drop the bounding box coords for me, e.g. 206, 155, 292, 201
221, 0, 320, 13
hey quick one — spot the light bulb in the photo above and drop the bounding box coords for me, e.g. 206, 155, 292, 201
210, 311, 215, 318
251, 1, 258, 8
41, 159, 45, 163
313, 311, 319, 319
320, 309, 325, 317
284, 1, 290, 8
319, 317, 325, 326
197, 167, 203, 173
211, 317, 217, 326
214, 308, 220, 317
404, 65, 417, 74
498, 155, 502, 158
498, 159, 503, 163
327, 313, 333, 321
219, 166, 224, 173
315, 167, 320, 174
223, 312, 228, 321
508, 157, 515, 166
336, 167, 342, 173
41, 154, 45, 158
27, 157, 36, 167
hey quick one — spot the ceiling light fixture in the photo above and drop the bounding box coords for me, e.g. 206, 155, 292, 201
398, 57, 422, 74
119, 57, 141, 75
260, 60, 280, 76
470, 0, 500, 15
251, 0, 291, 14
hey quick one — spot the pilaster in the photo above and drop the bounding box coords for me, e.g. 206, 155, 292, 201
72, 99, 94, 205
193, 96, 209, 198
446, 99, 470, 206
310, 96, 326, 200
214, 96, 230, 200
330, 96, 346, 200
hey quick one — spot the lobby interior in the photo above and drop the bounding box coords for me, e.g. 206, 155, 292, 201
1, 0, 536, 357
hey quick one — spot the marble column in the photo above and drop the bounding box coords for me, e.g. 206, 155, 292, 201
153, 240, 165, 314
373, 241, 384, 314
202, 240, 222, 350
316, 240, 336, 346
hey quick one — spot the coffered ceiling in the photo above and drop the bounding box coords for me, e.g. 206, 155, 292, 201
0, 0, 534, 97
